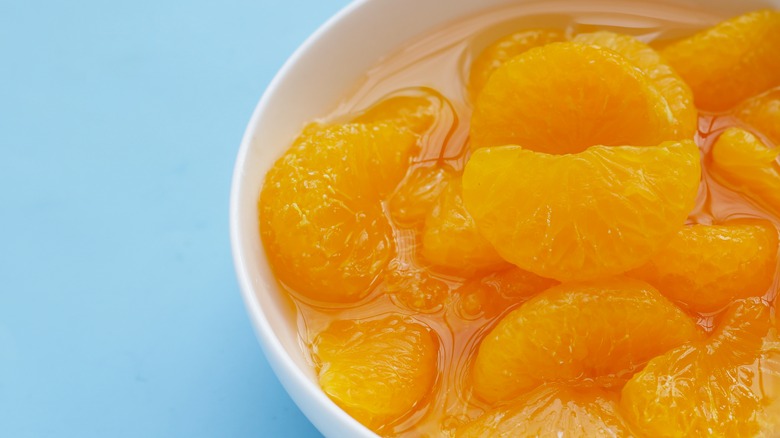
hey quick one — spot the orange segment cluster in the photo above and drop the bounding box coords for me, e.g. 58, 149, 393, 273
258, 7, 780, 437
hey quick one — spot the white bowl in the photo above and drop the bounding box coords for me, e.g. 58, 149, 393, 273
230, 0, 779, 436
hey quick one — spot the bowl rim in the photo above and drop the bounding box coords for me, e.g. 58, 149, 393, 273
229, 0, 377, 436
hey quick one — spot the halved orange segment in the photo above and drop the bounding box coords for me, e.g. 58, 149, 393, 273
457, 385, 635, 438
472, 277, 701, 404
621, 298, 780, 437
259, 122, 417, 302
630, 221, 778, 313
470, 42, 676, 154
313, 315, 439, 433
710, 127, 780, 216
421, 177, 508, 273
735, 87, 780, 145
462, 140, 701, 282
661, 9, 780, 111
573, 31, 697, 139
468, 29, 565, 99
388, 165, 457, 227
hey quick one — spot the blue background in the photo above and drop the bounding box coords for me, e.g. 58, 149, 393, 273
0, 0, 350, 436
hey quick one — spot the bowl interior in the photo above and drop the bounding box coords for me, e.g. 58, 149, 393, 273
231, 0, 779, 436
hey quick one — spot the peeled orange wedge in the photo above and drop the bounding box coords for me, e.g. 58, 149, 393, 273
260, 123, 417, 302
470, 42, 677, 153
472, 277, 701, 403
463, 140, 701, 282
662, 9, 780, 111
313, 315, 439, 432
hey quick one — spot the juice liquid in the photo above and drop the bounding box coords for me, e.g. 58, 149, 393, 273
274, 2, 780, 435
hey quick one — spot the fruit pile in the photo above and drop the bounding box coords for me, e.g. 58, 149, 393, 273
259, 8, 780, 437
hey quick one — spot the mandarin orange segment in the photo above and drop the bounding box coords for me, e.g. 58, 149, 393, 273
621, 298, 780, 437
470, 42, 676, 153
353, 88, 451, 135
421, 177, 508, 272
259, 122, 417, 302
462, 140, 701, 282
387, 165, 456, 227
710, 127, 780, 216
631, 222, 778, 313
472, 277, 701, 404
468, 29, 565, 99
661, 9, 780, 111
313, 315, 439, 433
735, 87, 780, 145
456, 385, 635, 438
573, 31, 697, 139
455, 267, 558, 320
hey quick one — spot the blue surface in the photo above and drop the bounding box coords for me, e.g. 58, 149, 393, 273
0, 0, 350, 436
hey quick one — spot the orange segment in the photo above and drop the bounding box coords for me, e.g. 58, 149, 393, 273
472, 277, 701, 404
621, 298, 780, 437
573, 31, 697, 139
455, 267, 558, 320
735, 87, 780, 145
462, 140, 701, 282
468, 29, 565, 99
388, 165, 456, 227
457, 385, 635, 438
631, 222, 778, 313
421, 177, 508, 272
313, 315, 439, 433
259, 123, 417, 302
661, 9, 780, 111
710, 127, 780, 216
470, 42, 676, 153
